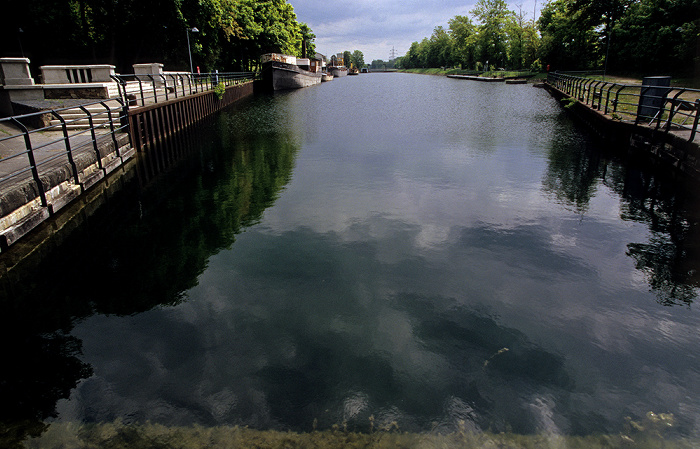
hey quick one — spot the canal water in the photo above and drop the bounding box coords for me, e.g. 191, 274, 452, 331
3, 73, 700, 444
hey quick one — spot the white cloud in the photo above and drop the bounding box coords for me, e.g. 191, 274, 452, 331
291, 0, 541, 62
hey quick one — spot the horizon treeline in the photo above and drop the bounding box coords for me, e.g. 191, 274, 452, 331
397, 0, 699, 76
0, 0, 316, 73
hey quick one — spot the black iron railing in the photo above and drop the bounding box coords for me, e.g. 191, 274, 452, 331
547, 72, 700, 142
0, 98, 130, 208
0, 71, 256, 235
110, 72, 255, 107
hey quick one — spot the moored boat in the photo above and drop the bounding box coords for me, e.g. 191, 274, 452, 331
328, 53, 349, 78
322, 73, 334, 82
328, 66, 348, 77
261, 53, 323, 91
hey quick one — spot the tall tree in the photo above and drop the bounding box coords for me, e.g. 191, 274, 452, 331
607, 0, 699, 75
537, 0, 600, 70
0, 0, 315, 73
471, 0, 516, 69
449, 15, 477, 69
351, 50, 366, 68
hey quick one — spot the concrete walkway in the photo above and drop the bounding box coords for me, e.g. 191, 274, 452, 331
0, 109, 133, 250
0, 118, 127, 193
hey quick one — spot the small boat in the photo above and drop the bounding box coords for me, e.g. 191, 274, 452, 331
322, 73, 334, 82
348, 66, 359, 76
260, 53, 323, 91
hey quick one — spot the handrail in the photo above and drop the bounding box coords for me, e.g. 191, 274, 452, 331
110, 71, 254, 109
547, 72, 700, 142
0, 71, 255, 206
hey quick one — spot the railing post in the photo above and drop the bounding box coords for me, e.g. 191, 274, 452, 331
177, 74, 185, 96
604, 83, 616, 114
110, 74, 127, 104
137, 77, 146, 106
178, 74, 186, 96
169, 74, 178, 98
690, 99, 700, 142
100, 100, 121, 158
160, 74, 169, 101
613, 86, 625, 114
78, 105, 104, 170
576, 77, 585, 99
49, 111, 81, 185
10, 117, 47, 207
592, 81, 605, 109
664, 90, 685, 133
146, 75, 158, 103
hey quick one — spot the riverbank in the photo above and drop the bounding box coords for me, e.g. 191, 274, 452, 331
22, 421, 697, 449
399, 68, 546, 82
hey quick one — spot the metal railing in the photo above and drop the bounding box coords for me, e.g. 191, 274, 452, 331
547, 72, 700, 142
0, 98, 130, 210
110, 72, 255, 107
0, 71, 256, 222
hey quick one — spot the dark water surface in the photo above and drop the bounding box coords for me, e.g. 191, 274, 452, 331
3, 73, 700, 443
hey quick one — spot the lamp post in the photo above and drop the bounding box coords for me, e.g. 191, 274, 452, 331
186, 27, 199, 73
18, 28, 24, 58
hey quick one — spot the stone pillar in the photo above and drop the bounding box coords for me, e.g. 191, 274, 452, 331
89, 65, 116, 82
133, 63, 165, 87
0, 57, 34, 86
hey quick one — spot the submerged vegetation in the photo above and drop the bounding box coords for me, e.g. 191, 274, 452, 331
21, 416, 697, 449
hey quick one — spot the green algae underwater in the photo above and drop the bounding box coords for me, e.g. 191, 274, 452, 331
16, 413, 699, 449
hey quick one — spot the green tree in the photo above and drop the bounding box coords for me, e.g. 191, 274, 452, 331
429, 26, 454, 67
351, 49, 366, 68
0, 0, 315, 73
299, 23, 316, 58
403, 41, 422, 68
449, 15, 477, 69
471, 0, 515, 69
343, 50, 353, 68
537, 0, 601, 70
608, 0, 699, 75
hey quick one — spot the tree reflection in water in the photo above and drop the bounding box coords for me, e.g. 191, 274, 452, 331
543, 129, 700, 307
0, 110, 298, 447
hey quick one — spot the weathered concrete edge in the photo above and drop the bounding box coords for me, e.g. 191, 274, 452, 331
0, 156, 139, 277
541, 82, 700, 179
0, 135, 135, 250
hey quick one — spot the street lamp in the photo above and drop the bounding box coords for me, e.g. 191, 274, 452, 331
186, 27, 199, 73
18, 28, 24, 58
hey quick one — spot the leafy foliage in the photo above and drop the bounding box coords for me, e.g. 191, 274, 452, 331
0, 0, 315, 73
396, 0, 697, 75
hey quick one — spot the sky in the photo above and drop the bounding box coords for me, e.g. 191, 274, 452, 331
290, 0, 541, 63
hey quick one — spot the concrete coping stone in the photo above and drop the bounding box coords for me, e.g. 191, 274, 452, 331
40, 64, 116, 70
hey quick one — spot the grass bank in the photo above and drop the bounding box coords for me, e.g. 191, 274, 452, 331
399, 68, 546, 82
17, 420, 699, 449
